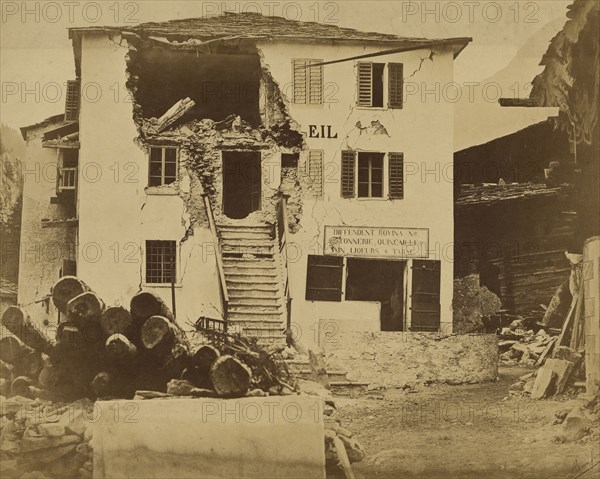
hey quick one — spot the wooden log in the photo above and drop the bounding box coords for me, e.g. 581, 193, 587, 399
16, 351, 44, 380
0, 335, 32, 364
141, 315, 189, 355
209, 355, 252, 397
67, 292, 105, 326
0, 361, 12, 380
91, 371, 112, 398
130, 292, 175, 325
106, 333, 137, 360
331, 433, 356, 479
0, 377, 10, 396
51, 276, 90, 314
192, 345, 220, 374
10, 376, 42, 398
100, 306, 133, 337
1, 306, 55, 354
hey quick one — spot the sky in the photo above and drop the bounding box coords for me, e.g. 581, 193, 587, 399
0, 0, 571, 148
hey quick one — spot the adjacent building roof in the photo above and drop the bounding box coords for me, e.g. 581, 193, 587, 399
20, 113, 68, 140
456, 183, 563, 207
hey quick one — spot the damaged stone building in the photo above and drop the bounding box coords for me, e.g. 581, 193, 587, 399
19, 13, 472, 349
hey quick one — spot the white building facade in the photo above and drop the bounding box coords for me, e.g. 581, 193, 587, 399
19, 13, 470, 350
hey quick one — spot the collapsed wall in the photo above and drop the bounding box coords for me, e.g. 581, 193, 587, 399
123, 34, 305, 236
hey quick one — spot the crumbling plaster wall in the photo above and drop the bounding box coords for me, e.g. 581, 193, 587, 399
258, 42, 456, 346
76, 33, 223, 322
18, 130, 76, 326
323, 331, 498, 387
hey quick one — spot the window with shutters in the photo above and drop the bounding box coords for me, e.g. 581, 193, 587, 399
148, 147, 178, 187
65, 80, 80, 121
388, 152, 404, 199
145, 240, 177, 284
307, 150, 324, 197
356, 62, 403, 109
357, 152, 384, 198
292, 59, 323, 104
305, 255, 343, 301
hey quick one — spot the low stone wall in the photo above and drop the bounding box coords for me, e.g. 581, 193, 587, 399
323, 332, 498, 388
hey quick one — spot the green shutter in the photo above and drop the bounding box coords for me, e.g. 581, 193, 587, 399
306, 255, 344, 301
65, 80, 80, 121
388, 152, 404, 199
341, 150, 355, 198
357, 62, 372, 106
308, 60, 323, 105
307, 150, 324, 197
292, 60, 307, 104
388, 63, 403, 109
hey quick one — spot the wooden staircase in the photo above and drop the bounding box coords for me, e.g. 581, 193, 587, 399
218, 224, 286, 346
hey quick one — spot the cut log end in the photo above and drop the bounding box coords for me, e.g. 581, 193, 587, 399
209, 355, 252, 397
67, 292, 105, 323
51, 276, 90, 314
100, 306, 133, 337
106, 334, 137, 360
141, 316, 174, 350
130, 292, 175, 324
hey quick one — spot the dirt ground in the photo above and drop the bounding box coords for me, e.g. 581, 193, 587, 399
334, 367, 600, 479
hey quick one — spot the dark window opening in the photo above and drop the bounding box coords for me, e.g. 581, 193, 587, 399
222, 151, 261, 219
146, 240, 177, 284
346, 258, 405, 331
372, 63, 384, 108
358, 152, 384, 198
149, 147, 177, 187
306, 255, 343, 301
357, 62, 384, 108
135, 50, 261, 126
411, 260, 441, 332
281, 153, 299, 169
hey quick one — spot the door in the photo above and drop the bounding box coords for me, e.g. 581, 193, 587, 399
222, 151, 261, 219
410, 260, 441, 331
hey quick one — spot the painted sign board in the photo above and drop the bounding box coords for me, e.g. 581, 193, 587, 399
323, 225, 429, 259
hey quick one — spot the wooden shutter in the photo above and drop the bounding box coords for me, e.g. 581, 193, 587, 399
65, 80, 80, 121
307, 150, 324, 197
306, 255, 343, 301
411, 260, 441, 331
308, 61, 323, 104
388, 63, 403, 109
389, 152, 404, 199
292, 60, 307, 104
357, 62, 372, 106
341, 150, 355, 198
293, 60, 323, 104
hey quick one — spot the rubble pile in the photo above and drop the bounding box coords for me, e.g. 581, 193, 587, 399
503, 252, 589, 400
1, 397, 93, 479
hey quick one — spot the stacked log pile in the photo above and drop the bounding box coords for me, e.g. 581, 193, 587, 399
0, 276, 298, 402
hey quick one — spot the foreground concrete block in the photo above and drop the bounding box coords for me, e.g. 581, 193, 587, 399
93, 396, 326, 479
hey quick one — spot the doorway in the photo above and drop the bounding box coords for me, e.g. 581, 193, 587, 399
345, 258, 406, 331
222, 151, 261, 219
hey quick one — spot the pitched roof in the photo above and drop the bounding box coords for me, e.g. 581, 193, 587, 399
69, 12, 470, 50
456, 183, 562, 207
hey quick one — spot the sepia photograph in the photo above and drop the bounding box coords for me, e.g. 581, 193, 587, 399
0, 0, 599, 478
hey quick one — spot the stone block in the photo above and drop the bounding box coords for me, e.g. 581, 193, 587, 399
93, 397, 326, 479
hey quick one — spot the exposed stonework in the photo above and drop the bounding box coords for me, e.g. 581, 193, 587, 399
323, 332, 498, 389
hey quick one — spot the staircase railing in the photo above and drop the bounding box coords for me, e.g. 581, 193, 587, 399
202, 193, 229, 331
277, 195, 293, 340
